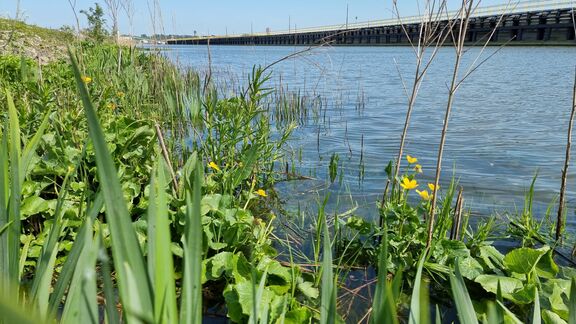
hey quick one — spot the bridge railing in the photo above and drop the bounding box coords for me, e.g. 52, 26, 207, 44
172, 0, 575, 41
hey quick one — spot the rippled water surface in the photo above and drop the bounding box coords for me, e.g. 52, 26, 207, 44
163, 45, 576, 231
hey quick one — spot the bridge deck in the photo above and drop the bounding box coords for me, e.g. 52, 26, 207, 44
168, 0, 576, 46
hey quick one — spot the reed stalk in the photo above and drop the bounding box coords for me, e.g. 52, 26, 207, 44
391, 0, 451, 200
427, 0, 475, 249
557, 68, 576, 242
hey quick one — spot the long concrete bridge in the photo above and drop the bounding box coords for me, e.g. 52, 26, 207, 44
168, 0, 576, 46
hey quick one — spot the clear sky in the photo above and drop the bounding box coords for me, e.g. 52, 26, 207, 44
0, 0, 508, 36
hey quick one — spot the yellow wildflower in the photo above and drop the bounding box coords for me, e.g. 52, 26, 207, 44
428, 183, 438, 191
106, 102, 116, 110
208, 161, 221, 172
406, 155, 418, 164
81, 76, 92, 84
255, 189, 267, 197
117, 91, 125, 98
416, 190, 431, 201
414, 164, 422, 173
400, 177, 418, 190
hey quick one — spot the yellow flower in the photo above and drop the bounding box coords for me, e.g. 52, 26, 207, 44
414, 164, 422, 173
106, 102, 116, 110
117, 91, 125, 98
416, 190, 431, 201
255, 189, 267, 197
406, 155, 418, 164
400, 177, 418, 190
208, 161, 221, 172
428, 183, 438, 191
81, 76, 92, 84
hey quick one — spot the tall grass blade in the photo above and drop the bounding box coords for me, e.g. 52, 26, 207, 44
60, 217, 98, 324
249, 269, 269, 324
408, 252, 426, 324
371, 228, 398, 324
100, 242, 120, 324
19, 110, 50, 186
0, 294, 42, 324
320, 215, 337, 324
148, 159, 178, 323
180, 158, 203, 324
533, 288, 541, 324
449, 260, 478, 324
69, 49, 153, 322
48, 192, 103, 317
569, 277, 576, 324
30, 174, 71, 317
6, 89, 21, 286
0, 129, 9, 297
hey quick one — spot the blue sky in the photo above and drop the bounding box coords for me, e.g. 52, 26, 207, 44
1, 0, 507, 36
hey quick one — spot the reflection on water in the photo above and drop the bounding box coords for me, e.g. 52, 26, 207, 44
162, 45, 576, 233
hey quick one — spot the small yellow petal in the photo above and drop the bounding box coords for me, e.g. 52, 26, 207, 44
428, 183, 438, 191
208, 161, 221, 171
416, 190, 431, 200
400, 177, 418, 190
414, 164, 422, 173
406, 155, 418, 164
255, 189, 267, 197
81, 76, 92, 84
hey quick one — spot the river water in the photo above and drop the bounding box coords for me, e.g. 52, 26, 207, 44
163, 45, 576, 235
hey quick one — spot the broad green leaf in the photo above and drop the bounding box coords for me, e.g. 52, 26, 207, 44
543, 310, 568, 324
503, 247, 549, 275
450, 260, 478, 324
20, 196, 49, 217
475, 275, 524, 301
297, 279, 319, 300
458, 256, 484, 280
536, 250, 559, 279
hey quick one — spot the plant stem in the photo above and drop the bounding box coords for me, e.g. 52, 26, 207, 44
556, 68, 576, 242
428, 0, 474, 249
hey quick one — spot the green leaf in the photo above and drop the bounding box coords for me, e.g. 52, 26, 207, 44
6, 89, 21, 288
69, 49, 153, 323
543, 310, 567, 324
569, 278, 576, 324
533, 288, 542, 324
475, 275, 524, 301
148, 159, 178, 323
20, 196, 49, 217
60, 218, 99, 324
297, 279, 319, 300
536, 250, 559, 279
320, 214, 337, 324
180, 157, 203, 324
207, 252, 234, 280
458, 256, 484, 280
409, 252, 426, 324
503, 247, 549, 275
450, 260, 478, 324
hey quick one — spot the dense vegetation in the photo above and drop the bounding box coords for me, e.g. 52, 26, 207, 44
0, 15, 575, 324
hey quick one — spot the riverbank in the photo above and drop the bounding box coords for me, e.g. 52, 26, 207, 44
1, 19, 576, 324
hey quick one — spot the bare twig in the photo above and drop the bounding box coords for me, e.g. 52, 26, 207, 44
428, 0, 475, 249
155, 124, 179, 194
557, 68, 576, 242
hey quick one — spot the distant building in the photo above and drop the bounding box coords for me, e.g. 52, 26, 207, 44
266, 27, 271, 35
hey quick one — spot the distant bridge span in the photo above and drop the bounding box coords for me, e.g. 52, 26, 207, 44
168, 0, 576, 46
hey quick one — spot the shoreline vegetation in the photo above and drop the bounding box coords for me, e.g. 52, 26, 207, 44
1, 1, 576, 323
